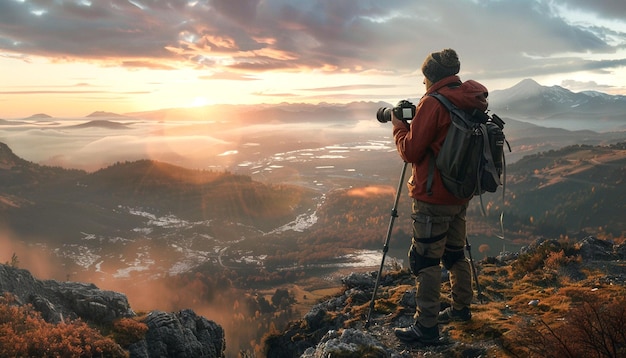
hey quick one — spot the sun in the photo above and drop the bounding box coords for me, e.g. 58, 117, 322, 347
189, 96, 211, 107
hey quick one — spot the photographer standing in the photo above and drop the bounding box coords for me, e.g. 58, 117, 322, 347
391, 48, 488, 344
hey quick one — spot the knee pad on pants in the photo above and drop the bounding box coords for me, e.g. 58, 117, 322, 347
408, 243, 440, 275
442, 246, 465, 270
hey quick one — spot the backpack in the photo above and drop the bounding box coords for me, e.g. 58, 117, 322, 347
426, 92, 510, 205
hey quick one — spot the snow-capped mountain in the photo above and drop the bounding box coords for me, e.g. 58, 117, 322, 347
489, 79, 626, 123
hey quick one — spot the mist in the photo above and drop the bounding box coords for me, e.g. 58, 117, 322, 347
0, 226, 265, 356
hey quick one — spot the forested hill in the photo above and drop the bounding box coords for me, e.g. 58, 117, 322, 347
269, 141, 626, 266
486, 142, 626, 240
0, 142, 315, 242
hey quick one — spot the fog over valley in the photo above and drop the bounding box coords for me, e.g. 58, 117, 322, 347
2, 80, 626, 274
2, 79, 626, 357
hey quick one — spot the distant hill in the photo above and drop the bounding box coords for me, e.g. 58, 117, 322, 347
0, 119, 29, 125
482, 141, 626, 239
117, 80, 626, 138
67, 120, 130, 129
0, 142, 84, 187
124, 101, 387, 124
86, 111, 129, 118
287, 141, 626, 249
0, 142, 316, 244
25, 113, 53, 119
121, 79, 626, 126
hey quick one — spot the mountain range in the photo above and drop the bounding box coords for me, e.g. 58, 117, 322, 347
488, 79, 626, 128
8, 78, 626, 131
5, 78, 624, 170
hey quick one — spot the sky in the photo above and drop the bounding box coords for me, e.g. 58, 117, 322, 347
1, 0, 626, 118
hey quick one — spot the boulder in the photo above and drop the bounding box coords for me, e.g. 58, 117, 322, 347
578, 236, 616, 261
128, 310, 225, 358
0, 264, 133, 324
0, 264, 226, 357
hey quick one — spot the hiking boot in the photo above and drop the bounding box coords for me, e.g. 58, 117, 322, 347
394, 322, 440, 344
438, 306, 471, 324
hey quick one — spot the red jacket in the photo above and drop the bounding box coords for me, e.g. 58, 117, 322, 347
393, 75, 488, 204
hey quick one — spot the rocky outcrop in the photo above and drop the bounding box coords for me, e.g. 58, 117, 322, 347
128, 310, 225, 358
300, 329, 394, 358
266, 235, 626, 357
0, 264, 133, 324
0, 264, 226, 358
579, 236, 619, 261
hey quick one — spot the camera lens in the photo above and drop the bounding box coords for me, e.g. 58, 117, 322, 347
376, 107, 392, 123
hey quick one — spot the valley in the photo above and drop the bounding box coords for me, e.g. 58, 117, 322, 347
1, 79, 626, 356
1, 95, 625, 286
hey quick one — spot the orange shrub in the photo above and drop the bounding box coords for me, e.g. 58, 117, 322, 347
111, 317, 148, 347
0, 293, 128, 357
508, 294, 626, 357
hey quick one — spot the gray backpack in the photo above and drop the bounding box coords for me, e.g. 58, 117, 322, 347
426, 93, 509, 202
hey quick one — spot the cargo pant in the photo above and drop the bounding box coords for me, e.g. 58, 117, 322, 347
408, 199, 473, 328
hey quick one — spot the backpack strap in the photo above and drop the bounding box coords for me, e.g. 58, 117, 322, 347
429, 93, 467, 119
477, 124, 496, 216
481, 125, 501, 187
425, 92, 458, 197
426, 151, 435, 196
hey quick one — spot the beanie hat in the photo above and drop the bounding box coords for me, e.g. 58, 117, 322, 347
421, 48, 460, 84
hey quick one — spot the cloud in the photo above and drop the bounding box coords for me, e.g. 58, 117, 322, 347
199, 72, 259, 81
555, 0, 626, 20
303, 84, 398, 92
560, 79, 614, 91
0, 0, 624, 83
252, 91, 298, 98
0, 89, 151, 96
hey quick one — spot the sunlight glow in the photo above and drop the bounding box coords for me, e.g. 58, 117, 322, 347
189, 96, 211, 107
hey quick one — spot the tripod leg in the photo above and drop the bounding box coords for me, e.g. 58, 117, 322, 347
365, 162, 408, 328
465, 236, 483, 303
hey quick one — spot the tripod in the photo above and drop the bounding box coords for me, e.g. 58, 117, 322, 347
365, 161, 408, 328
364, 162, 484, 328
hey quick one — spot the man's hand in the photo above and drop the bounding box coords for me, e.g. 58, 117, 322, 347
391, 113, 409, 128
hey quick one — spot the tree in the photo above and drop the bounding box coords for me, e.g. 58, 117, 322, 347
6, 253, 19, 268
271, 288, 294, 309
478, 244, 490, 258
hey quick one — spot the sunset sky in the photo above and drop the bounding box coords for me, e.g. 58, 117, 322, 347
1, 0, 626, 118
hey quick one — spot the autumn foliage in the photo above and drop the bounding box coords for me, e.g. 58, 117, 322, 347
509, 293, 626, 357
0, 293, 128, 357
110, 317, 149, 348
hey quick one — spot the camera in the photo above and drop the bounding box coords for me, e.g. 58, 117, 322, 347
376, 100, 416, 123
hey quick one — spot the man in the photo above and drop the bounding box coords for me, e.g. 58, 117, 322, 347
391, 48, 487, 344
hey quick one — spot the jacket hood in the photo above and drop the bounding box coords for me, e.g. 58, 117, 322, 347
458, 79, 488, 111
428, 76, 489, 112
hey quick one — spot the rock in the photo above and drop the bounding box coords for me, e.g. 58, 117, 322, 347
398, 289, 416, 309
128, 310, 225, 358
519, 237, 558, 256
267, 235, 626, 357
615, 242, 626, 260
0, 264, 133, 324
1, 264, 226, 357
300, 328, 393, 358
304, 305, 329, 331
342, 272, 375, 289
578, 236, 616, 261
